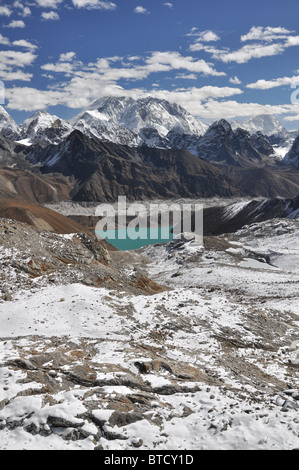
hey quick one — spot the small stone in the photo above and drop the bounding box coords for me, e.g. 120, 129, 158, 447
131, 438, 143, 448
3, 294, 12, 302
275, 396, 285, 407
65, 429, 81, 441
48, 370, 57, 378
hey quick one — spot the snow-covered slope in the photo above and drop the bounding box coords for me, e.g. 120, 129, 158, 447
1, 103, 298, 165
231, 114, 287, 137
73, 96, 208, 147
0, 106, 20, 140
1, 215, 299, 450
231, 114, 295, 160
18, 111, 72, 145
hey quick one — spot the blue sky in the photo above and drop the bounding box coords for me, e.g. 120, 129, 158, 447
1, 0, 299, 128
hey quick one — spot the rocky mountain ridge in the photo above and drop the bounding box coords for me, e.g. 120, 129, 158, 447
0, 126, 298, 215
0, 98, 296, 163
283, 135, 299, 168
25, 130, 241, 201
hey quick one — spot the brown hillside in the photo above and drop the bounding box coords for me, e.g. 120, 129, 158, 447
0, 191, 90, 234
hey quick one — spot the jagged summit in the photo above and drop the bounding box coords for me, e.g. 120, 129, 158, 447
209, 118, 233, 133
0, 99, 297, 166
18, 110, 72, 145
0, 106, 20, 140
73, 95, 208, 146
84, 95, 206, 134
195, 118, 276, 166
231, 114, 288, 137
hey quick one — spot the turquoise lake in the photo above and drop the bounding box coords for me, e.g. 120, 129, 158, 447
96, 226, 174, 250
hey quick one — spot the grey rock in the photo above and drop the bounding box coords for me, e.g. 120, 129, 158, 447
108, 411, 144, 428
47, 415, 84, 429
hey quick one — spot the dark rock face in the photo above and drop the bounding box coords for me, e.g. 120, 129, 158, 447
0, 106, 20, 141
0, 132, 29, 167
202, 196, 299, 236
26, 130, 241, 201
196, 120, 276, 166
283, 136, 299, 168
250, 131, 275, 157
24, 129, 299, 201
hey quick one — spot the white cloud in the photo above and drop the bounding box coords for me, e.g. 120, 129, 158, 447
246, 75, 299, 90
145, 51, 225, 76
13, 1, 31, 17
188, 29, 220, 42
0, 70, 33, 82
41, 11, 60, 20
5, 86, 63, 110
0, 50, 37, 69
0, 5, 12, 16
0, 34, 10, 46
283, 114, 299, 122
0, 49, 37, 83
4, 20, 26, 28
285, 35, 299, 46
41, 62, 75, 74
189, 25, 299, 64
12, 39, 38, 51
4, 79, 243, 113
59, 52, 76, 62
6, 68, 299, 120
134, 6, 150, 14
189, 42, 224, 54
72, 0, 117, 10
127, 55, 141, 62
20, 6, 31, 17
164, 3, 173, 8
200, 42, 286, 64
229, 76, 242, 85
241, 26, 293, 42
175, 73, 197, 80
3, 48, 229, 111
191, 99, 294, 120
34, 0, 63, 8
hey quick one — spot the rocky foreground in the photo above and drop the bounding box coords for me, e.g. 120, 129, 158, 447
0, 217, 299, 450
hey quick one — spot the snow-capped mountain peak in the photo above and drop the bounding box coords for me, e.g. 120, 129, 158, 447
19, 110, 72, 145
0, 106, 20, 140
73, 96, 208, 146
231, 114, 287, 137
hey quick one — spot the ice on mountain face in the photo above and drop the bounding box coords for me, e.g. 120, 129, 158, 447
2, 99, 297, 163
16, 138, 32, 147
231, 114, 287, 137
73, 96, 207, 148
74, 109, 141, 146
272, 144, 292, 160
18, 111, 72, 145
231, 115, 297, 158
0, 106, 20, 140
222, 201, 251, 219
282, 136, 299, 168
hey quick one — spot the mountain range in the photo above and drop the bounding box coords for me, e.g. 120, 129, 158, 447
0, 96, 299, 232
0, 97, 296, 161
